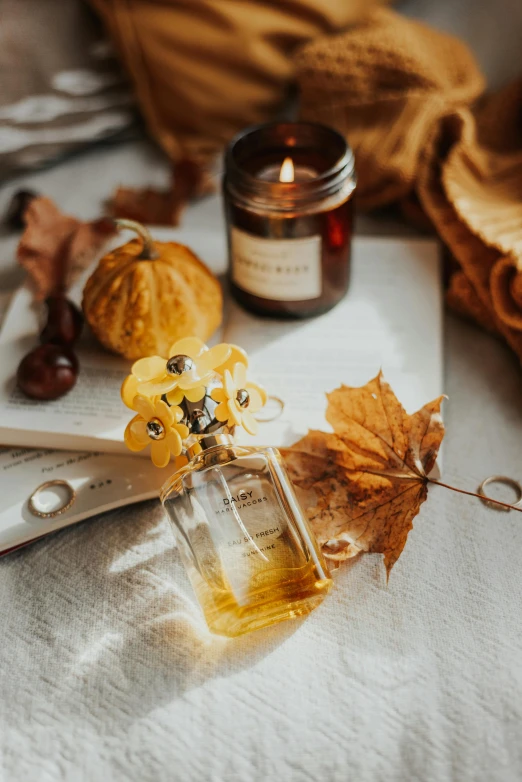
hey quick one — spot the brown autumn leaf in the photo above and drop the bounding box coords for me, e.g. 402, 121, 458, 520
108, 159, 216, 226
18, 196, 115, 300
281, 372, 445, 576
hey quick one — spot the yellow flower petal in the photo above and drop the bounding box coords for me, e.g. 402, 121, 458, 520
246, 385, 264, 413
233, 362, 247, 389
178, 371, 211, 390
214, 402, 230, 422
154, 399, 174, 426
241, 409, 258, 436
227, 399, 242, 426
166, 387, 184, 406
151, 440, 170, 468
182, 385, 207, 402
197, 343, 231, 375
224, 369, 235, 396
215, 344, 248, 375
252, 381, 268, 406
131, 356, 166, 382
169, 336, 205, 359
166, 430, 182, 457
175, 423, 190, 439
130, 418, 149, 445
170, 406, 184, 423
211, 387, 226, 403
138, 377, 177, 397
121, 374, 139, 409
133, 395, 155, 421
124, 416, 148, 451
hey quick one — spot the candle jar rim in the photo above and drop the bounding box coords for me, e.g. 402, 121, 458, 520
224, 121, 356, 210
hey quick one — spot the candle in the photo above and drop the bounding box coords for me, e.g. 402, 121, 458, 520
257, 157, 317, 183
223, 122, 356, 318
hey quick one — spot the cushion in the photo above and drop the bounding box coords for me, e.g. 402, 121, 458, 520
88, 0, 384, 166
0, 0, 136, 177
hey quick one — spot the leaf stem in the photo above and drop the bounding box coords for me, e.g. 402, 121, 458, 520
428, 479, 522, 513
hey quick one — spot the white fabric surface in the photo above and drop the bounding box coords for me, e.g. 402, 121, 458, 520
1, 3, 522, 779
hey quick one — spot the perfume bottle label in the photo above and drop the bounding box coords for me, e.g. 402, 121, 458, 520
182, 466, 308, 602
212, 478, 286, 560
231, 227, 322, 301
216, 489, 268, 514
225, 525, 281, 557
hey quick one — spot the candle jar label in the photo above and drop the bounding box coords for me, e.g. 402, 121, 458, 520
231, 227, 322, 301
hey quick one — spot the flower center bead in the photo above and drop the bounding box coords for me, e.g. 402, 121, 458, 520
166, 354, 195, 375
147, 417, 165, 440
236, 388, 250, 408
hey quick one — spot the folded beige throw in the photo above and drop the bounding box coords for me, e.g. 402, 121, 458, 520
296, 9, 522, 363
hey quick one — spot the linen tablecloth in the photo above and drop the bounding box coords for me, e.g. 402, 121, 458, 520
1, 2, 522, 777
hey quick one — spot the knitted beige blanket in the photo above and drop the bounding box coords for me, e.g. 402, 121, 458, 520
296, 8, 522, 363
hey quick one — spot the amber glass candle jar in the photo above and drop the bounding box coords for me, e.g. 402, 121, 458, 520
223, 122, 356, 318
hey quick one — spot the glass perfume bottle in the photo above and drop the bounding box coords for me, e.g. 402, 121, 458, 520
120, 335, 332, 637
161, 433, 332, 637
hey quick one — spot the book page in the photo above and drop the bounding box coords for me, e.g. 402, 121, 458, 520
0, 235, 441, 454
0, 286, 132, 452
226, 237, 442, 449
0, 445, 172, 553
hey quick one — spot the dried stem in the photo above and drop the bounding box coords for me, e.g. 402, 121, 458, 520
114, 218, 159, 260
428, 478, 522, 513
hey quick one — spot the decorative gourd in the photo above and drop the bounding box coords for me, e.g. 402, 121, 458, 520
82, 219, 222, 360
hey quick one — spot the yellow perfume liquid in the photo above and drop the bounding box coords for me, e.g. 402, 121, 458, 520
161, 436, 332, 637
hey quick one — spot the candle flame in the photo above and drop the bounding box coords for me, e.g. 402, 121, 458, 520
279, 156, 294, 183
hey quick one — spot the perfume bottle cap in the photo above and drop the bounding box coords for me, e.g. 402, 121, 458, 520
175, 374, 226, 435
121, 337, 268, 469
187, 433, 235, 459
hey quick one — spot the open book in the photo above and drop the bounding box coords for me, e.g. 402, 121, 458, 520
0, 233, 442, 454
0, 231, 442, 554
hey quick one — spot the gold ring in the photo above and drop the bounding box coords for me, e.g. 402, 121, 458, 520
254, 395, 285, 423
28, 480, 77, 519
477, 475, 522, 512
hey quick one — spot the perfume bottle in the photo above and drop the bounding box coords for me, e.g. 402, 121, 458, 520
120, 336, 333, 637
161, 433, 332, 637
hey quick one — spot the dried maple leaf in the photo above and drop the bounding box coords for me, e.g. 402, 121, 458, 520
18, 197, 115, 300
282, 372, 445, 576
108, 159, 216, 226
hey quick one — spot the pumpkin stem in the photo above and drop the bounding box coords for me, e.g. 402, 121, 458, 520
114, 218, 160, 260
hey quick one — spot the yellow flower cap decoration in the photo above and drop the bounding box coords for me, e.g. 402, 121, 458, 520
129, 337, 231, 406
213, 343, 249, 376
121, 373, 140, 409
124, 395, 190, 468
211, 363, 266, 436
121, 337, 269, 466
